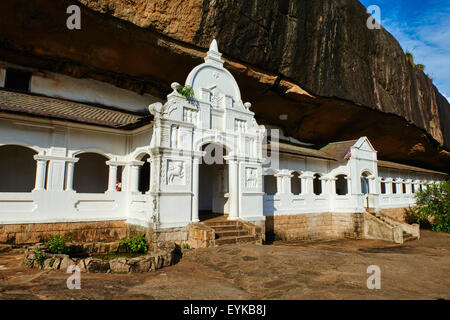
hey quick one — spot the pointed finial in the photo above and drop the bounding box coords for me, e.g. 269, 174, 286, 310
209, 38, 219, 53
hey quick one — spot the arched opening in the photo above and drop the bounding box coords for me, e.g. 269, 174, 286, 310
291, 172, 302, 195
411, 184, 415, 193
264, 174, 277, 195
313, 174, 322, 195
380, 180, 386, 194
361, 172, 370, 194
199, 143, 228, 221
402, 182, 406, 194
0, 145, 37, 192
138, 154, 151, 194
73, 152, 109, 193
335, 175, 348, 195
392, 181, 397, 194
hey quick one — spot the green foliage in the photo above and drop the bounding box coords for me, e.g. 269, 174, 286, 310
33, 248, 47, 268
182, 243, 190, 249
411, 181, 450, 233
93, 252, 146, 260
120, 233, 149, 253
177, 85, 195, 99
47, 234, 69, 254
405, 51, 414, 65
415, 64, 425, 71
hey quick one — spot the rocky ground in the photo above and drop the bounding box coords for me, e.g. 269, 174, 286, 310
0, 230, 449, 300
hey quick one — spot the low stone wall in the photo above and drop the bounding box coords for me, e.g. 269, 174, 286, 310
187, 223, 215, 248
265, 212, 364, 241
149, 226, 189, 249
378, 208, 413, 223
23, 242, 181, 273
363, 212, 403, 243
0, 220, 128, 245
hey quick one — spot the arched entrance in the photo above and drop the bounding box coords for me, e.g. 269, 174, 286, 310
198, 143, 229, 221
0, 145, 37, 192
361, 171, 371, 209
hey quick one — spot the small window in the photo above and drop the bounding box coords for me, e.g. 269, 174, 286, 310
381, 182, 386, 194
313, 174, 322, 195
4, 69, 31, 92
264, 175, 277, 195
412, 184, 415, 193
402, 183, 406, 194
392, 183, 397, 194
335, 175, 348, 195
291, 172, 302, 195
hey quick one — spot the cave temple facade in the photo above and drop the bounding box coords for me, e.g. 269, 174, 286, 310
0, 40, 447, 246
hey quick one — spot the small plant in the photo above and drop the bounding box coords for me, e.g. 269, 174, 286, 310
177, 85, 195, 99
120, 233, 149, 253
182, 243, 190, 249
47, 234, 69, 254
33, 248, 47, 268
411, 181, 449, 233
415, 64, 425, 71
405, 51, 414, 65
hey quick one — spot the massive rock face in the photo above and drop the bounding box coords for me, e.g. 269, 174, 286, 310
0, 0, 449, 171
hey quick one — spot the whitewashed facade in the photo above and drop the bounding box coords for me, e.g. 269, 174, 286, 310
0, 40, 447, 238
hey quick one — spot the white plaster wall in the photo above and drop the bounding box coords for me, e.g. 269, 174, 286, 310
30, 72, 161, 113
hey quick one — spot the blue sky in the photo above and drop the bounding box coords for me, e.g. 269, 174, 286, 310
360, 0, 450, 102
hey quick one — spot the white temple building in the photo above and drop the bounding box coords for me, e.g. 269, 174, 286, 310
0, 40, 447, 246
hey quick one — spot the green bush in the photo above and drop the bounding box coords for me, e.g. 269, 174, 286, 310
415, 64, 425, 71
411, 181, 450, 233
405, 51, 414, 65
47, 234, 70, 254
120, 233, 149, 253
177, 85, 194, 99
33, 248, 47, 268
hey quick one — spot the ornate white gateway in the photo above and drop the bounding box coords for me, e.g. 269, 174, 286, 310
148, 40, 266, 228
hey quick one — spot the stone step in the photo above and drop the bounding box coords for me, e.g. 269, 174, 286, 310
208, 225, 244, 232
204, 220, 239, 227
215, 230, 250, 238
215, 235, 257, 246
403, 232, 417, 242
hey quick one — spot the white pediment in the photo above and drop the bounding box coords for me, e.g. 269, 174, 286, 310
185, 39, 242, 106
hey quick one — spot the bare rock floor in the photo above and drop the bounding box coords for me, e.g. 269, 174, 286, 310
0, 230, 449, 300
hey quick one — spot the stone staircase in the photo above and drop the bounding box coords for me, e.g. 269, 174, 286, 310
371, 212, 418, 242
203, 220, 259, 246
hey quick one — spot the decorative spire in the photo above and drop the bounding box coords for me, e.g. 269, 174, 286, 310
204, 38, 223, 67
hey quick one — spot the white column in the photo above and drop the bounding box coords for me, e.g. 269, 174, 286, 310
386, 178, 393, 194
275, 174, 283, 195
192, 157, 200, 222
33, 158, 47, 191
128, 161, 144, 193
66, 162, 75, 191
301, 172, 314, 194
107, 165, 118, 192
228, 159, 239, 220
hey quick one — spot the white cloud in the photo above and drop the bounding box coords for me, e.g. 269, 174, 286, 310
368, 2, 450, 98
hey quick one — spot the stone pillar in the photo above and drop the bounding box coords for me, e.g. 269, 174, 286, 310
284, 173, 292, 195
128, 161, 144, 193
66, 161, 75, 191
405, 179, 412, 194
300, 172, 314, 194
386, 178, 393, 194
192, 157, 200, 222
275, 174, 284, 195
107, 165, 118, 192
33, 157, 47, 191
228, 159, 239, 220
